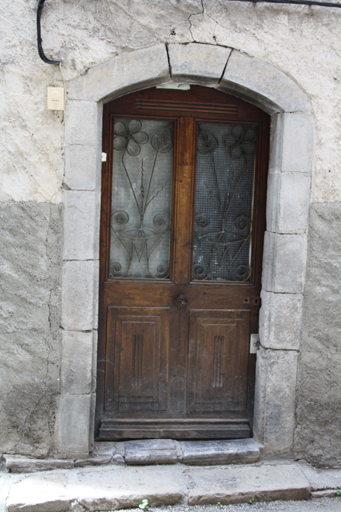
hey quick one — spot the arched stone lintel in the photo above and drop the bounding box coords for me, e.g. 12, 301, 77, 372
68, 43, 312, 115
59, 42, 314, 457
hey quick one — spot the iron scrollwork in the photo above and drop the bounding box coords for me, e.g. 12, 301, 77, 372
192, 124, 257, 282
110, 119, 173, 279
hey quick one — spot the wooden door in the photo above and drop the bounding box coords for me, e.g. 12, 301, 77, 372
96, 86, 269, 440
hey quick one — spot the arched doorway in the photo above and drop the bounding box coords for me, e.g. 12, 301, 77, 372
96, 85, 270, 440
59, 43, 312, 456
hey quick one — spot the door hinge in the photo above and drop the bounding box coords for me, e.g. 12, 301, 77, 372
250, 334, 260, 354
102, 152, 107, 162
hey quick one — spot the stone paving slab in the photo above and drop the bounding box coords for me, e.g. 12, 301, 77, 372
2, 462, 341, 512
6, 466, 183, 512
299, 462, 341, 491
180, 439, 259, 466
186, 464, 310, 505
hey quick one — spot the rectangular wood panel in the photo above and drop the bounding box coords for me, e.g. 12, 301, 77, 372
104, 307, 169, 416
187, 309, 250, 415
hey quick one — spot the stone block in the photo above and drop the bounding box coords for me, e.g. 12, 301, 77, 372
61, 331, 93, 395
61, 260, 94, 331
64, 145, 100, 191
259, 290, 303, 350
93, 442, 117, 457
76, 466, 183, 511
93, 191, 101, 260
63, 190, 96, 261
268, 113, 283, 173
57, 394, 91, 456
125, 439, 178, 465
282, 113, 314, 174
4, 455, 74, 473
180, 439, 259, 465
220, 51, 311, 114
7, 472, 72, 512
187, 464, 310, 505
65, 100, 101, 147
89, 392, 97, 454
91, 330, 98, 393
267, 172, 311, 234
92, 262, 99, 330
168, 43, 231, 84
300, 464, 341, 491
262, 231, 307, 293
252, 344, 268, 443
68, 44, 170, 102
256, 348, 298, 453
74, 454, 112, 468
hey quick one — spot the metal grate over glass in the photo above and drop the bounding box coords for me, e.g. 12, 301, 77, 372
192, 123, 258, 282
110, 118, 174, 279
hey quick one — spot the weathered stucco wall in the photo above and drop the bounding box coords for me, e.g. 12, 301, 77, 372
294, 203, 341, 467
0, 202, 62, 456
2, 0, 341, 203
1, 0, 341, 464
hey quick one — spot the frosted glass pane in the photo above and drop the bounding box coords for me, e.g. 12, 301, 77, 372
110, 118, 173, 279
192, 123, 257, 282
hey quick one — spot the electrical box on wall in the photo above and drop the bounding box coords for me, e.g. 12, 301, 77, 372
47, 87, 65, 111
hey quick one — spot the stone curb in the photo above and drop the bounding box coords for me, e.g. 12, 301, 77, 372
0, 462, 313, 512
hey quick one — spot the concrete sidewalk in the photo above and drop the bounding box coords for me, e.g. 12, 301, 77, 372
1, 460, 341, 512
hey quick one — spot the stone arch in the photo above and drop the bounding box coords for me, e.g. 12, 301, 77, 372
58, 43, 313, 456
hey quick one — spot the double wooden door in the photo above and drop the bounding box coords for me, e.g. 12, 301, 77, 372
96, 86, 269, 440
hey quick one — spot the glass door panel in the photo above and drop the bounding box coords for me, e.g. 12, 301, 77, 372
110, 118, 174, 280
192, 123, 258, 282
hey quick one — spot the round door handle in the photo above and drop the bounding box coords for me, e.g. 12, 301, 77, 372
174, 293, 188, 310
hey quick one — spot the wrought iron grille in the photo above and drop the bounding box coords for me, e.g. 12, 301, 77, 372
110, 118, 174, 279
192, 123, 258, 282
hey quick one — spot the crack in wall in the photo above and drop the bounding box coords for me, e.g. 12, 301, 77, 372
165, 43, 172, 78
218, 48, 234, 84
188, 0, 205, 41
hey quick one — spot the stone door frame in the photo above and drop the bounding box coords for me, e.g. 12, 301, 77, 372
57, 43, 313, 456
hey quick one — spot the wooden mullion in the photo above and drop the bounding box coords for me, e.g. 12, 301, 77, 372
171, 117, 196, 284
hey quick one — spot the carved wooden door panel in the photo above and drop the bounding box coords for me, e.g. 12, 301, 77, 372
96, 86, 269, 440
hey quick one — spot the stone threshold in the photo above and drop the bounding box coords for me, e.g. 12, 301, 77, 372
4, 438, 260, 474
2, 461, 312, 512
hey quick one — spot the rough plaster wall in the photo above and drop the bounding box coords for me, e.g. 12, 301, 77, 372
294, 203, 341, 468
1, 0, 341, 202
0, 202, 62, 456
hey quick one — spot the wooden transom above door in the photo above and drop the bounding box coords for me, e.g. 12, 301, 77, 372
96, 86, 269, 440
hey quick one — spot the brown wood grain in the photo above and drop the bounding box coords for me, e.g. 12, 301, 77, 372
96, 85, 270, 440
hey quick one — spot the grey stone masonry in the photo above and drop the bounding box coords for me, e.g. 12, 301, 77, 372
168, 43, 231, 85
67, 44, 171, 103
58, 42, 313, 459
125, 439, 178, 465
220, 50, 312, 114
254, 348, 298, 454
180, 439, 259, 465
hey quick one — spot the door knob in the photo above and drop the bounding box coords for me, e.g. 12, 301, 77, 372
174, 293, 188, 310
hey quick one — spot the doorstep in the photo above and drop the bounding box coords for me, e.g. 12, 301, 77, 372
4, 438, 260, 473
1, 461, 312, 512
